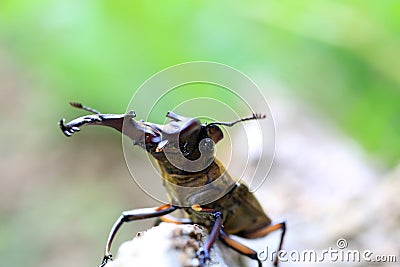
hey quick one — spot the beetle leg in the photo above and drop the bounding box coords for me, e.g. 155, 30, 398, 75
191, 205, 223, 266
219, 230, 262, 267
240, 221, 286, 266
154, 214, 193, 226
100, 204, 178, 267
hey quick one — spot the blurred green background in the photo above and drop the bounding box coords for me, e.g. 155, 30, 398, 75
0, 1, 399, 267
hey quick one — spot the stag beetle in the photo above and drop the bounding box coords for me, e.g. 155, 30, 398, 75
59, 102, 285, 267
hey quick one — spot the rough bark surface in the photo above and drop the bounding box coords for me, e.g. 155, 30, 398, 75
104, 223, 246, 267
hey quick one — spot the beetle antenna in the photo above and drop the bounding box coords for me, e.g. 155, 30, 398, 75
209, 113, 266, 127
69, 102, 101, 114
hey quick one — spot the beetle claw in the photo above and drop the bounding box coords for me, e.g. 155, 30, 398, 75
99, 254, 113, 267
196, 247, 210, 266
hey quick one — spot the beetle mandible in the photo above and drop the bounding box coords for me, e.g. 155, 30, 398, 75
59, 102, 286, 267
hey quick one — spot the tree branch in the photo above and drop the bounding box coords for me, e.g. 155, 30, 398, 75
105, 223, 246, 267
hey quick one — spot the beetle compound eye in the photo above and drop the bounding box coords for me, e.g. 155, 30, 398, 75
207, 125, 224, 144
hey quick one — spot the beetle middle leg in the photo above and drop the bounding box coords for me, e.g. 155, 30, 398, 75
154, 214, 193, 226
219, 230, 262, 267
100, 204, 178, 267
240, 221, 286, 266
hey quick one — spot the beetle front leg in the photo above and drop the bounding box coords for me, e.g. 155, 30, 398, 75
100, 204, 178, 267
191, 205, 223, 266
154, 214, 193, 226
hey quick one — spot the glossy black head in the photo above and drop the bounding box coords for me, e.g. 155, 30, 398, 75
143, 111, 266, 162
142, 112, 226, 161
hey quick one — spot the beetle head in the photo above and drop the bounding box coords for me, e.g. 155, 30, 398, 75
163, 111, 225, 146
165, 111, 203, 153
143, 112, 226, 163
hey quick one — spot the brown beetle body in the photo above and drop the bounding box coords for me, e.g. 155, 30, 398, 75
156, 158, 272, 236
59, 103, 285, 267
